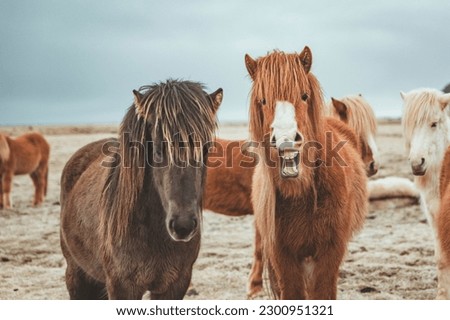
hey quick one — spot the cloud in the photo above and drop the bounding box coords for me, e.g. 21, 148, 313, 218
0, 0, 449, 124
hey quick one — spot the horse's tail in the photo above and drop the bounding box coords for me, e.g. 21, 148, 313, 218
0, 134, 10, 162
368, 176, 419, 200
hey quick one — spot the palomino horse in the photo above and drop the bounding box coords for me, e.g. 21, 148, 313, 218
401, 88, 450, 299
60, 80, 222, 299
327, 94, 379, 176
0, 132, 50, 209
245, 47, 367, 299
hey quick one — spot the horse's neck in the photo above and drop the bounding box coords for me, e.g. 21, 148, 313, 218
417, 170, 441, 221
416, 129, 450, 220
270, 160, 315, 199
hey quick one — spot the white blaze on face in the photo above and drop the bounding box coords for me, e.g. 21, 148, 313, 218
271, 101, 301, 178
270, 101, 298, 148
409, 126, 430, 168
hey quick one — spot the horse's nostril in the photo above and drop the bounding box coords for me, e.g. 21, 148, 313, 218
420, 158, 425, 166
270, 135, 276, 146
170, 216, 197, 240
370, 162, 375, 171
295, 132, 302, 142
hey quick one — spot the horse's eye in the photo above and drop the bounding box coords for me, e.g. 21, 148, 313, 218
431, 122, 438, 128
301, 93, 309, 101
259, 98, 266, 105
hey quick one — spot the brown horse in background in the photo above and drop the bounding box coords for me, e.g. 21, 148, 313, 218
60, 80, 222, 299
438, 147, 450, 299
327, 94, 379, 176
245, 47, 367, 299
203, 138, 255, 216
0, 132, 50, 209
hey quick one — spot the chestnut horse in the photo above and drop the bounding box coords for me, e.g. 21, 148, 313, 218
0, 132, 49, 209
244, 48, 367, 299
203, 138, 255, 216
327, 94, 379, 176
205, 94, 385, 297
204, 95, 378, 217
401, 88, 450, 299
438, 147, 450, 299
60, 80, 222, 299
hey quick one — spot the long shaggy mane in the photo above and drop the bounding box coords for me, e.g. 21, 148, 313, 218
102, 80, 217, 240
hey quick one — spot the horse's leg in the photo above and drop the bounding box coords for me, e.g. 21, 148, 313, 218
150, 270, 192, 300
267, 259, 281, 299
437, 256, 450, 299
106, 278, 146, 300
43, 164, 48, 196
0, 174, 3, 208
247, 224, 264, 298
30, 166, 46, 206
271, 251, 306, 299
2, 171, 13, 209
64, 261, 107, 299
308, 245, 346, 300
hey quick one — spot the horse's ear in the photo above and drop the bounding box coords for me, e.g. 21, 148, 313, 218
133, 90, 145, 117
245, 54, 257, 80
439, 93, 450, 110
400, 91, 406, 101
299, 46, 312, 74
209, 88, 223, 113
331, 97, 348, 122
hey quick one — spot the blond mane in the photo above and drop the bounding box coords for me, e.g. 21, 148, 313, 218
402, 88, 447, 147
328, 95, 377, 139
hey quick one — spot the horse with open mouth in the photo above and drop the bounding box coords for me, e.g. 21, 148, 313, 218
244, 47, 367, 299
60, 80, 222, 299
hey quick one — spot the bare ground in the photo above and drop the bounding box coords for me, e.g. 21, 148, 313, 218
0, 121, 437, 299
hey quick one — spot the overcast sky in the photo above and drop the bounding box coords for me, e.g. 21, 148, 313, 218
1, 0, 449, 125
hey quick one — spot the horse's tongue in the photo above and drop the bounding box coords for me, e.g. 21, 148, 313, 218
282, 160, 298, 176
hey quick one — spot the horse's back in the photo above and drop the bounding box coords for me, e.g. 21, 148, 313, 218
61, 138, 114, 203
4, 132, 50, 174
204, 138, 255, 216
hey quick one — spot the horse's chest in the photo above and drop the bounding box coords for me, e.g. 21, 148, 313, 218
119, 241, 199, 291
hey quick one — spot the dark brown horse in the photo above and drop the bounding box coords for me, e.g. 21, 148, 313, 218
60, 80, 222, 299
245, 48, 367, 299
0, 132, 50, 209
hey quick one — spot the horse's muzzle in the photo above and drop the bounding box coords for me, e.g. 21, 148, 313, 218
278, 142, 300, 178
367, 161, 379, 177
411, 158, 426, 176
168, 215, 198, 242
